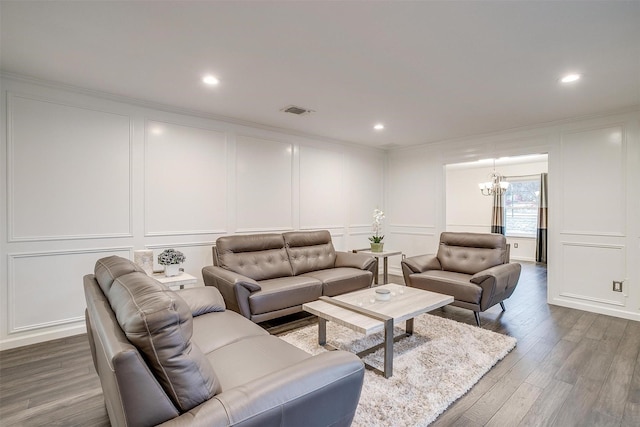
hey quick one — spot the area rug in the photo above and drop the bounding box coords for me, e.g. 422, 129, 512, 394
279, 314, 516, 426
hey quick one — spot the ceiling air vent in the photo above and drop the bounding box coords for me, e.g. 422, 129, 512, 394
281, 105, 314, 116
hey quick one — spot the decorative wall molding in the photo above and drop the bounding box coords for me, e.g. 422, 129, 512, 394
7, 92, 134, 242
143, 117, 228, 237
144, 241, 215, 249
559, 123, 627, 236
7, 247, 132, 334
558, 292, 625, 307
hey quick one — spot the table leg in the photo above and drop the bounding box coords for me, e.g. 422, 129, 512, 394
406, 318, 414, 335
383, 257, 389, 284
383, 318, 394, 378
318, 318, 327, 345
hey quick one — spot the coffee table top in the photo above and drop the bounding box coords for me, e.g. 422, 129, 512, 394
303, 283, 453, 335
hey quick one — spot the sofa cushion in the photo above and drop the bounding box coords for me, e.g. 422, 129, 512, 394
437, 232, 507, 275
283, 230, 337, 275
206, 335, 311, 391
106, 270, 220, 412
216, 233, 293, 281
302, 268, 373, 297
192, 310, 268, 354
411, 270, 482, 304
94, 255, 145, 295
249, 276, 322, 315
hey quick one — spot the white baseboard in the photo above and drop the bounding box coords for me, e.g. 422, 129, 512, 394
0, 323, 86, 351
549, 297, 640, 322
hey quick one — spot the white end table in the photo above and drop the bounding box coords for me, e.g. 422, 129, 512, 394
354, 249, 402, 284
151, 272, 198, 290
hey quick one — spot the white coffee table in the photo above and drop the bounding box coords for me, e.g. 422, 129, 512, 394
303, 284, 453, 378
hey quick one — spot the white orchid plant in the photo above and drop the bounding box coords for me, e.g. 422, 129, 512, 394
369, 208, 385, 244
157, 249, 186, 265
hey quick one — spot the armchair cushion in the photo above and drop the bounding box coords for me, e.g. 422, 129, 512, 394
410, 270, 482, 304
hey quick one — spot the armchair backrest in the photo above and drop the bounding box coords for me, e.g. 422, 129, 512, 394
437, 232, 508, 275
215, 233, 293, 281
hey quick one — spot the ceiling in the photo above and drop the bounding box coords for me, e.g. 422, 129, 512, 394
1, 1, 639, 149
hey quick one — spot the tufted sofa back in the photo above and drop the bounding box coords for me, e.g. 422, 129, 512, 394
437, 232, 508, 275
215, 233, 293, 281
283, 230, 337, 275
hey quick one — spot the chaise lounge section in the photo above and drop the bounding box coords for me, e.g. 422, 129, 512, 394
84, 255, 365, 427
203, 230, 377, 323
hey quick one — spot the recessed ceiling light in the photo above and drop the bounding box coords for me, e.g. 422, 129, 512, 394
560, 73, 581, 83
374, 123, 385, 131
202, 75, 220, 85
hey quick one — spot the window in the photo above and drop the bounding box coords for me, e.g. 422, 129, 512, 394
504, 178, 540, 237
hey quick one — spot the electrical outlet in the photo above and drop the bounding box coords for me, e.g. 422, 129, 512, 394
613, 281, 623, 292
513, 243, 518, 248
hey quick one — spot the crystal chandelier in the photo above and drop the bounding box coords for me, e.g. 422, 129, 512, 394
478, 161, 509, 196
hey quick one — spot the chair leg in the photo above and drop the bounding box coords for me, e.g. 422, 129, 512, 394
473, 311, 481, 327
500, 302, 506, 311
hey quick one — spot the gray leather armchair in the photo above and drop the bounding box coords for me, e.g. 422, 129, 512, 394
401, 232, 521, 326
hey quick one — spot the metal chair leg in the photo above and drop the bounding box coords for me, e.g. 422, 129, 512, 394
500, 302, 506, 311
473, 311, 481, 326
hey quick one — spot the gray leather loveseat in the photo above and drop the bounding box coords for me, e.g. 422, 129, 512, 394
203, 230, 377, 323
84, 255, 365, 427
401, 232, 521, 326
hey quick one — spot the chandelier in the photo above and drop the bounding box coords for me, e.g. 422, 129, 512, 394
478, 161, 509, 196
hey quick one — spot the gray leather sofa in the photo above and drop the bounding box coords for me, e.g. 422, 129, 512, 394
203, 230, 377, 323
84, 255, 365, 427
401, 232, 521, 326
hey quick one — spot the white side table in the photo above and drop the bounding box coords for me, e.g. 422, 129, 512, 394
151, 272, 198, 290
353, 249, 403, 284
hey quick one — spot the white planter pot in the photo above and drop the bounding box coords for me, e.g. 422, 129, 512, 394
164, 264, 181, 277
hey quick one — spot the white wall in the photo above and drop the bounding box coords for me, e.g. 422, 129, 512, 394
387, 110, 640, 322
446, 158, 548, 261
0, 76, 385, 350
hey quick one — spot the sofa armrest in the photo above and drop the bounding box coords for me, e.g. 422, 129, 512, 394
335, 251, 376, 271
202, 266, 261, 318
176, 287, 226, 317
470, 263, 522, 310
159, 351, 364, 427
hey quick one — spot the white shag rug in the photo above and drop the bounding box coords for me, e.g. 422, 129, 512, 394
280, 314, 516, 426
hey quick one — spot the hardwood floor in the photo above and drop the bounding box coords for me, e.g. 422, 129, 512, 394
1, 262, 638, 426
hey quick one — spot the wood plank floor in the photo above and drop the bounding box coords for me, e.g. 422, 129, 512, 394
1, 262, 638, 426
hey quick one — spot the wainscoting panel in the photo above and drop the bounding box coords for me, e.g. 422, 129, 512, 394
386, 152, 438, 227
559, 242, 626, 308
8, 93, 132, 241
345, 151, 385, 229
8, 248, 131, 333
299, 146, 345, 229
235, 135, 293, 232
145, 120, 227, 236
560, 125, 625, 236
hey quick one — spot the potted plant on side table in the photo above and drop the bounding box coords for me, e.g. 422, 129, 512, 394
369, 208, 385, 252
158, 249, 186, 277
